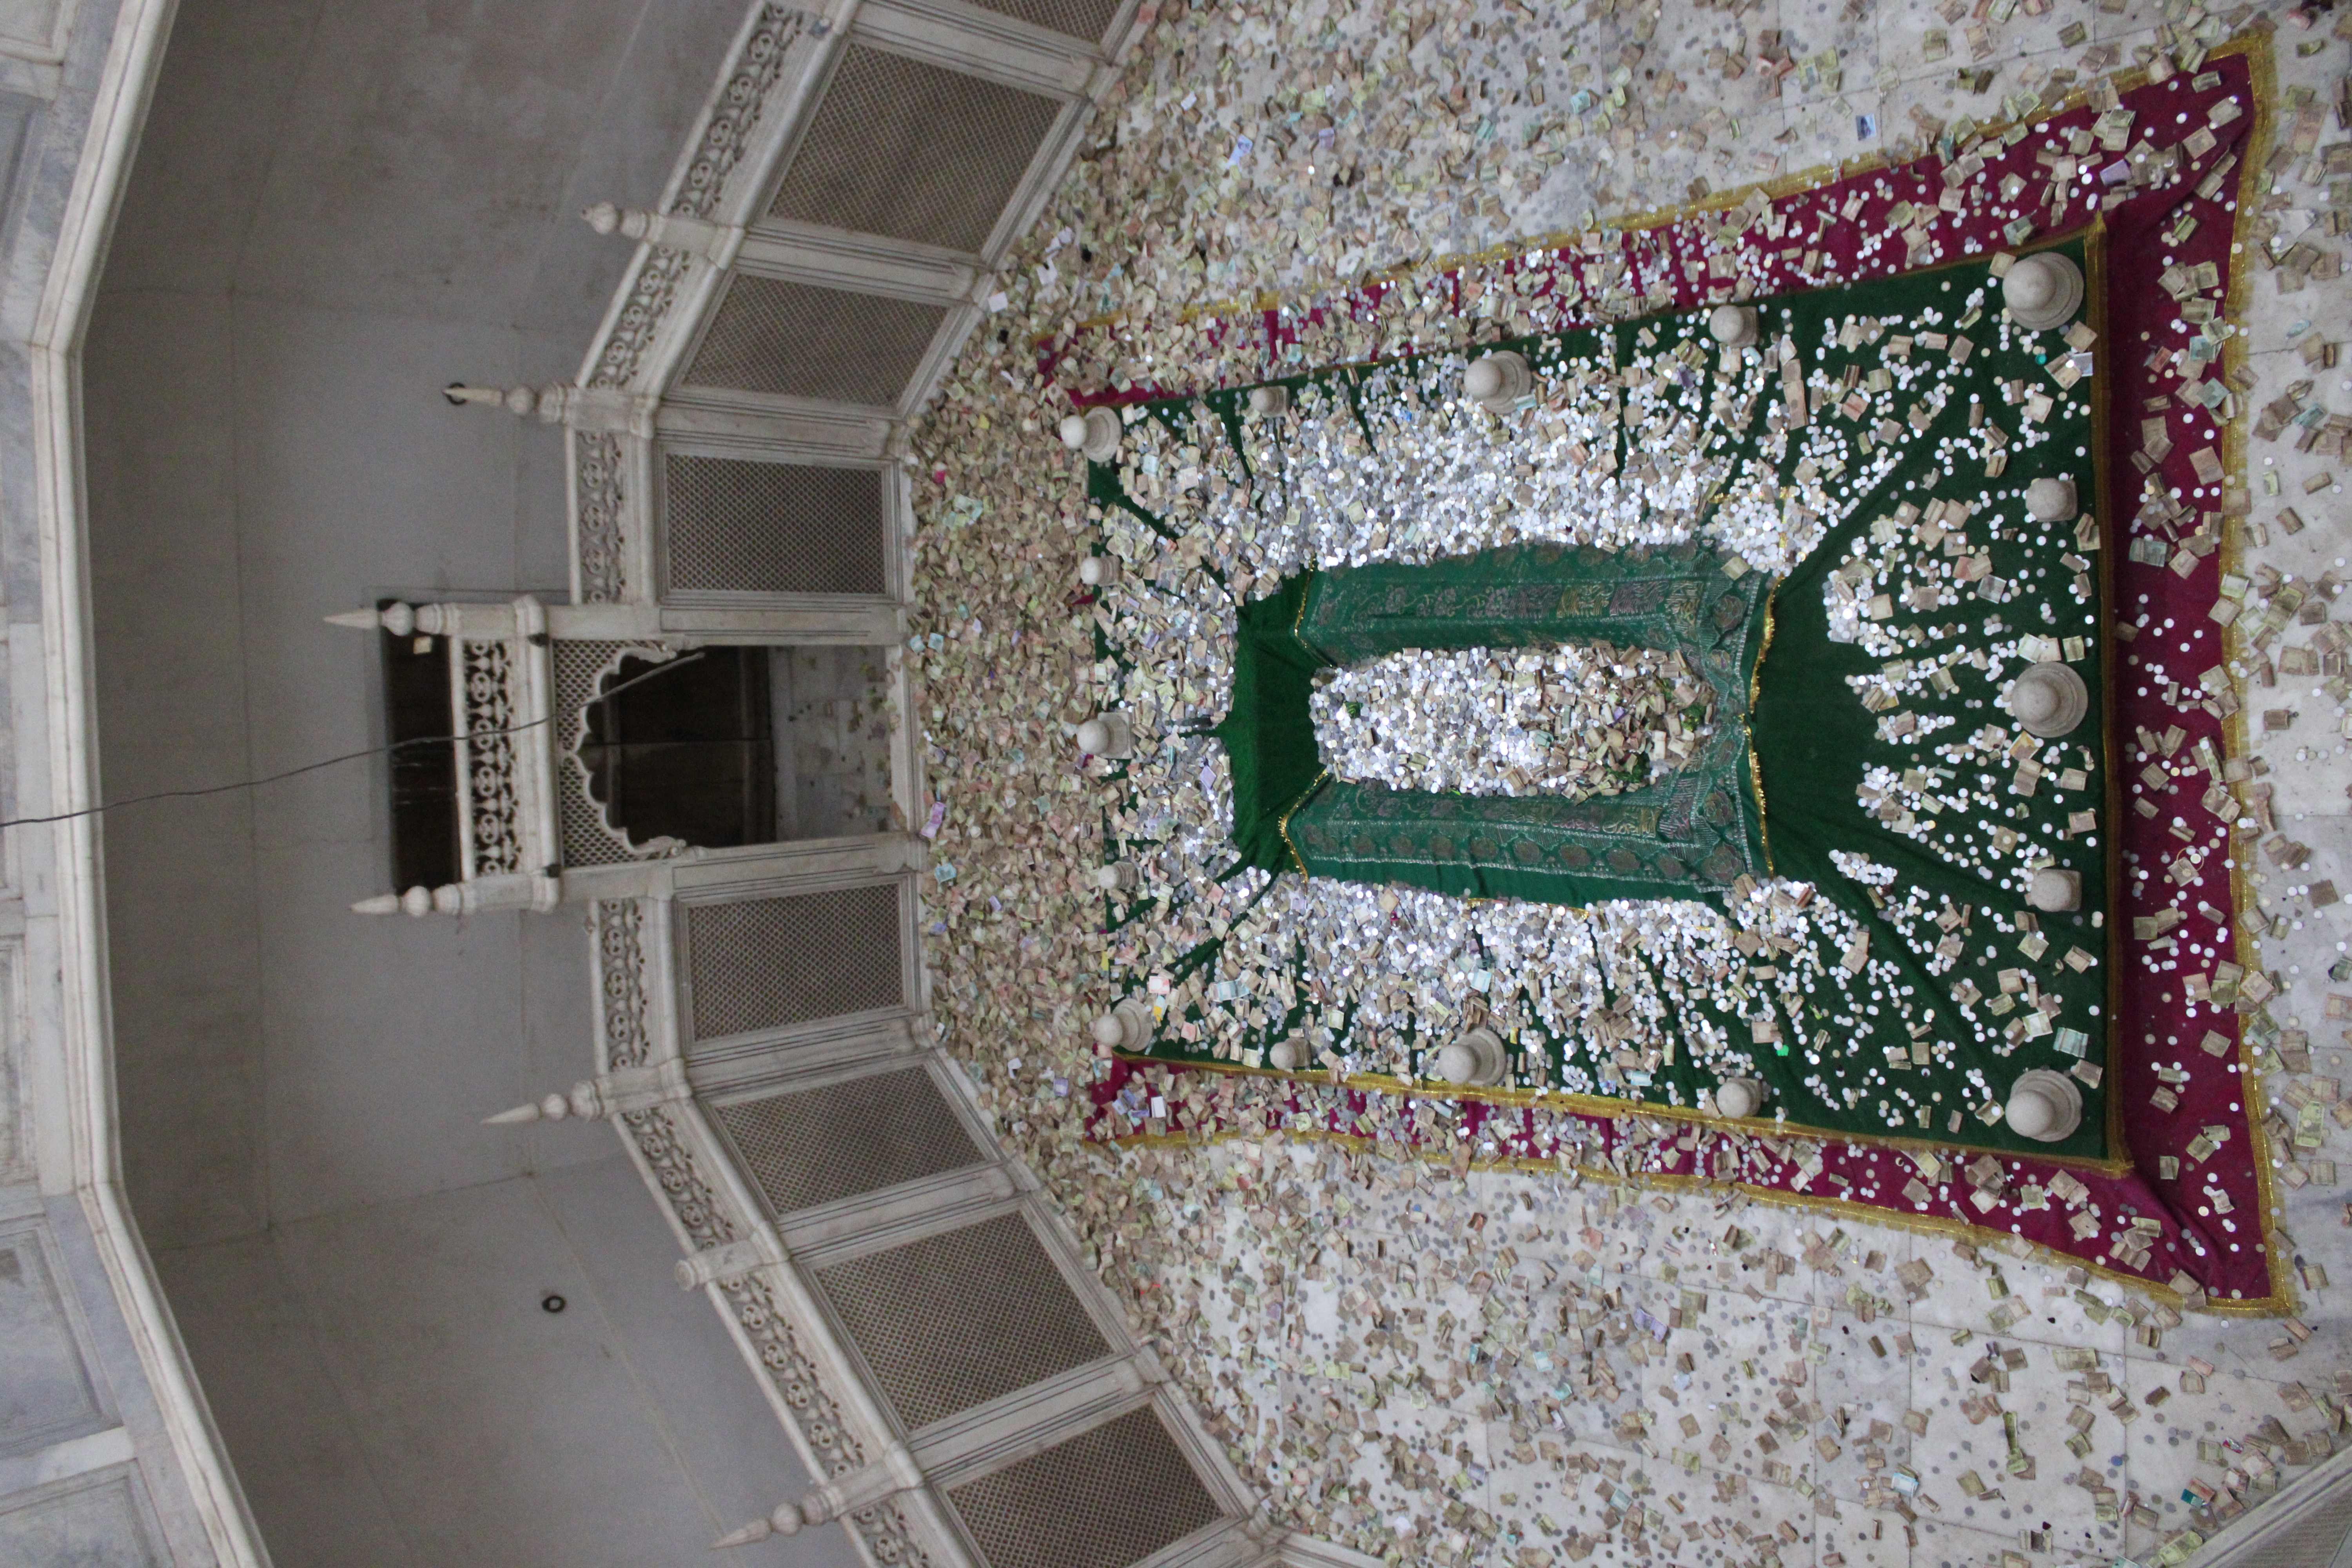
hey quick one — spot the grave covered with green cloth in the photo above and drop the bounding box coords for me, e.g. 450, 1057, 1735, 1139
1218, 543, 1771, 906
1087, 235, 2118, 1163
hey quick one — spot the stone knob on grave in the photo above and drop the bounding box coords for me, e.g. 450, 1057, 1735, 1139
1058, 407, 1123, 462
2002, 663, 2089, 738
1078, 555, 1120, 588
1708, 305, 1759, 348
1247, 385, 1290, 416
2002, 253, 2084, 330
1713, 1077, 1767, 1119
1432, 1026, 1506, 1086
2026, 867, 2082, 913
1267, 1035, 1308, 1071
1463, 351, 1532, 412
2024, 475, 2078, 523
1089, 998, 1151, 1053
1075, 711, 1135, 757
2004, 1069, 2083, 1142
1089, 860, 1139, 892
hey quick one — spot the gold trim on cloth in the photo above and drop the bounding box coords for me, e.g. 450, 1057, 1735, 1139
1051, 37, 2276, 350
1744, 589, 1777, 876
2213, 29, 2293, 1317
1111, 1123, 2199, 1310
1118, 1050, 2138, 1176
1275, 768, 1329, 877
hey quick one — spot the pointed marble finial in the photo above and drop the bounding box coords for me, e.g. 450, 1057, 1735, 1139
709, 1520, 769, 1550
445, 383, 544, 417
481, 1070, 674, 1127
327, 602, 459, 639
327, 603, 415, 637
352, 885, 438, 917
579, 200, 738, 264
483, 1092, 574, 1125
712, 1504, 805, 1549
582, 200, 664, 241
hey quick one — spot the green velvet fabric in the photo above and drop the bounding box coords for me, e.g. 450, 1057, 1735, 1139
1221, 543, 1772, 906
1214, 573, 1326, 876
1100, 236, 2113, 1160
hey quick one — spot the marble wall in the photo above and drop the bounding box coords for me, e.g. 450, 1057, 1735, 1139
78, 2, 862, 1564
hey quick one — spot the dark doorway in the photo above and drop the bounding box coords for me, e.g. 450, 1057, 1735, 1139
581, 649, 777, 851
383, 619, 460, 891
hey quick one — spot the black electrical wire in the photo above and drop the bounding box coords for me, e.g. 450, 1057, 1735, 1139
0, 648, 710, 832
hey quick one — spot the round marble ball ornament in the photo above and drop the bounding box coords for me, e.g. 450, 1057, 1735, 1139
2026, 867, 2082, 913
1075, 711, 1134, 757
1713, 1076, 1767, 1118
2003, 663, 2089, 738
1708, 304, 1759, 347
1057, 407, 1122, 461
1089, 998, 1150, 1053
2005, 1069, 2085, 1142
1433, 1026, 1506, 1085
2002, 253, 2084, 330
2024, 475, 2078, 523
1463, 351, 1532, 412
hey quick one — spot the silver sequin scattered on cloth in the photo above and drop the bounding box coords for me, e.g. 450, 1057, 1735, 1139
1310, 644, 1715, 798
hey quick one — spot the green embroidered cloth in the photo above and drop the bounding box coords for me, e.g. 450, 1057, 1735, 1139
1101, 236, 2114, 1161
1218, 544, 1771, 906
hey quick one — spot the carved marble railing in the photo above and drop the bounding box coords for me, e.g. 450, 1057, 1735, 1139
332, 597, 562, 916
334, 592, 928, 917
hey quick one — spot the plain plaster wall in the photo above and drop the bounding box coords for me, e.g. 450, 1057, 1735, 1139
151, 1154, 833, 1568
80, 4, 858, 1566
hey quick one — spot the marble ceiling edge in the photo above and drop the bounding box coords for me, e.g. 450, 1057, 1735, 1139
5, 0, 279, 1565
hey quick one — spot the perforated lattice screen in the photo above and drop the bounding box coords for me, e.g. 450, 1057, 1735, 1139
684, 275, 944, 406
2233, 1488, 2352, 1568
712, 1068, 982, 1215
817, 1214, 1109, 1430
665, 455, 886, 596
959, 0, 1122, 40
947, 1408, 1223, 1568
554, 640, 632, 867
768, 47, 1060, 255
685, 884, 903, 1039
